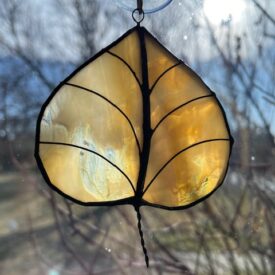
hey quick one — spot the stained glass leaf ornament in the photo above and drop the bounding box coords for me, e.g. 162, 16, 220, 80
35, 5, 234, 268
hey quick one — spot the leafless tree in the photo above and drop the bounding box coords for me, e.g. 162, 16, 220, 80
0, 0, 274, 274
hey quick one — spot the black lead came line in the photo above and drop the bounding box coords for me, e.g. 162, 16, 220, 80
133, 26, 151, 268
39, 141, 136, 193
142, 138, 231, 196
152, 94, 215, 136
64, 83, 141, 155
149, 61, 182, 94
135, 26, 151, 200
106, 51, 142, 90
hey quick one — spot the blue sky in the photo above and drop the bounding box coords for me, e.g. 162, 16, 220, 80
0, 0, 274, 135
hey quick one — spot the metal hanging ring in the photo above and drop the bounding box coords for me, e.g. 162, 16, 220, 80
132, 8, 145, 23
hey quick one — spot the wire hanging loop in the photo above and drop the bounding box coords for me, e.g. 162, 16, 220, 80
132, 0, 144, 24
132, 8, 145, 24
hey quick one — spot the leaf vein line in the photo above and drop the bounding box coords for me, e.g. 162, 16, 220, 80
150, 61, 182, 93
142, 138, 230, 195
64, 82, 141, 154
40, 141, 136, 193
152, 94, 215, 136
107, 51, 142, 88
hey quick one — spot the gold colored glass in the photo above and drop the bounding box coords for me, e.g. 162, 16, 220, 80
38, 27, 231, 207
145, 34, 178, 89
109, 31, 142, 83
145, 97, 229, 190
143, 141, 230, 207
150, 64, 212, 128
40, 144, 134, 202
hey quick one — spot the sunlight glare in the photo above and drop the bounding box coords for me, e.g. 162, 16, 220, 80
203, 0, 246, 25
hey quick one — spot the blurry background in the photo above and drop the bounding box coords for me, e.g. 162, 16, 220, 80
0, 0, 274, 274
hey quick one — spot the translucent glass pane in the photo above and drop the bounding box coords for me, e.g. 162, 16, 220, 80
109, 30, 142, 83
68, 52, 143, 146
150, 64, 212, 128
39, 144, 134, 202
145, 33, 178, 89
143, 140, 230, 207
145, 97, 229, 188
40, 85, 140, 187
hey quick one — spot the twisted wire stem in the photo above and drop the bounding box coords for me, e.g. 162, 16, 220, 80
134, 205, 149, 267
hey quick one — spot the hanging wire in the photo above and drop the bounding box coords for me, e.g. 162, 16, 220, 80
137, 0, 143, 14
132, 0, 145, 24
116, 0, 173, 14
134, 205, 149, 267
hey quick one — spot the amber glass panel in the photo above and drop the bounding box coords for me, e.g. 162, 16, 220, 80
145, 33, 178, 89
150, 64, 212, 128
68, 52, 143, 146
40, 85, 139, 188
109, 30, 142, 83
40, 144, 134, 202
143, 141, 230, 207
145, 97, 229, 187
